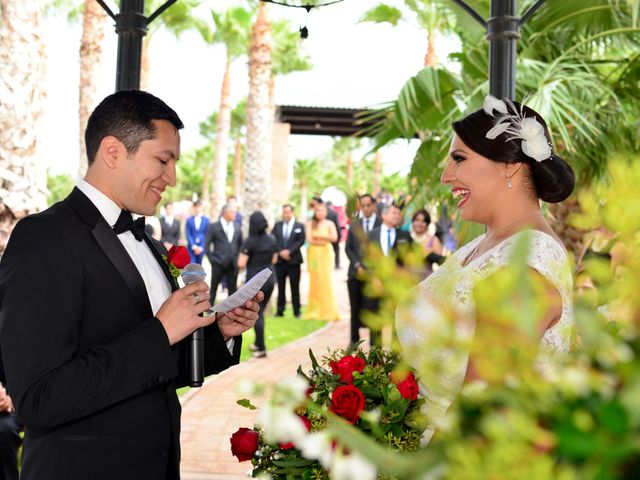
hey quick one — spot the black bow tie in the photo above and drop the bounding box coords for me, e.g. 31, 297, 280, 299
113, 210, 146, 241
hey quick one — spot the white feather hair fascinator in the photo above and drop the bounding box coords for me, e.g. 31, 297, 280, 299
482, 95, 552, 162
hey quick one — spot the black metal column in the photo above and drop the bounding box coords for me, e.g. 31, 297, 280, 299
487, 0, 519, 100
115, 0, 147, 91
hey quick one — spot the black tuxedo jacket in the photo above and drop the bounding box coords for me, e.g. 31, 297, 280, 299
367, 226, 414, 266
0, 188, 241, 480
272, 221, 305, 266
204, 221, 243, 269
160, 216, 181, 246
345, 216, 382, 280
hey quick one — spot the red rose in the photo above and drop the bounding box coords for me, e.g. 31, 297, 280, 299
280, 415, 312, 450
329, 355, 366, 383
391, 371, 419, 401
167, 245, 190, 269
230, 427, 259, 462
329, 384, 365, 424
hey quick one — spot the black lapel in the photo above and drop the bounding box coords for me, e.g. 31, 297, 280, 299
143, 234, 178, 292
65, 188, 153, 317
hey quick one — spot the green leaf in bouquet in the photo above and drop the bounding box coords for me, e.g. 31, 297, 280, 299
308, 348, 320, 370
236, 398, 257, 410
296, 365, 311, 383
271, 457, 319, 468
382, 400, 409, 424
345, 340, 365, 356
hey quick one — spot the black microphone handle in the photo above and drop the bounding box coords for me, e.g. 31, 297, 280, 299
187, 327, 204, 387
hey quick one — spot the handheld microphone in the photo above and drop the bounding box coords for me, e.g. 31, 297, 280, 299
181, 263, 207, 387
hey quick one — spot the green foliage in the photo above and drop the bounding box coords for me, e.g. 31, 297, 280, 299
272, 19, 313, 77
360, 4, 404, 26
47, 172, 74, 206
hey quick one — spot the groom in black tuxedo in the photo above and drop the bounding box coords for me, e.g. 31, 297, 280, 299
0, 91, 261, 480
272, 204, 305, 317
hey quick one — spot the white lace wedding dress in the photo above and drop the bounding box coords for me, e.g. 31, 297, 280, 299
396, 229, 574, 444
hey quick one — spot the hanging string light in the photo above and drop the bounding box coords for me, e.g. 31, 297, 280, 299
259, 0, 345, 38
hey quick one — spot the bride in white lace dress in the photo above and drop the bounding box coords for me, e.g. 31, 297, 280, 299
397, 96, 576, 444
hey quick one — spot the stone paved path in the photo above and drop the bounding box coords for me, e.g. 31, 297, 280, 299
180, 251, 365, 479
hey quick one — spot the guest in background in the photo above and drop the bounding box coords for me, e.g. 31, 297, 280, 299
272, 204, 305, 318
411, 209, 444, 277
186, 200, 209, 264
160, 201, 181, 249
238, 211, 277, 358
367, 203, 413, 345
305, 201, 340, 321
326, 201, 342, 269
226, 195, 243, 227
205, 203, 242, 305
345, 193, 381, 346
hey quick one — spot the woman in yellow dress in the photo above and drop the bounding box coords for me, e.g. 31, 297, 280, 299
305, 201, 340, 321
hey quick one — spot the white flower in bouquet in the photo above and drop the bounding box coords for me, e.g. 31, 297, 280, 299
273, 375, 308, 407
257, 404, 308, 445
330, 452, 377, 480
297, 431, 335, 469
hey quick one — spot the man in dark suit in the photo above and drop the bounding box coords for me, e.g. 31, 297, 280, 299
185, 200, 209, 264
0, 91, 261, 480
204, 203, 243, 305
345, 194, 381, 346
272, 204, 305, 317
366, 203, 413, 346
159, 201, 181, 249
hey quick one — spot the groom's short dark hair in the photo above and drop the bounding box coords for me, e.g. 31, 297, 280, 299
85, 90, 184, 166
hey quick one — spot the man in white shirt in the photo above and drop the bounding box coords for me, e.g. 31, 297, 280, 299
0, 90, 261, 480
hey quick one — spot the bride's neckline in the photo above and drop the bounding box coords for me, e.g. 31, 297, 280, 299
461, 228, 563, 268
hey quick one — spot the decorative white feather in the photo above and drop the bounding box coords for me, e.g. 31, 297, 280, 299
485, 120, 511, 139
483, 94, 509, 116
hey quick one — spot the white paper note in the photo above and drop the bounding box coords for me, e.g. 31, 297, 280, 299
210, 267, 272, 313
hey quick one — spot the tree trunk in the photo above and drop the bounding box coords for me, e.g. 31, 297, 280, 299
300, 181, 308, 222
243, 2, 272, 233
140, 34, 151, 91
346, 152, 353, 190
211, 56, 232, 219
424, 28, 437, 67
0, 0, 48, 255
233, 136, 243, 200
78, 0, 107, 179
373, 151, 381, 194
202, 166, 210, 214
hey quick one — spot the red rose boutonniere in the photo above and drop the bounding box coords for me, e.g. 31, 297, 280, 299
163, 245, 190, 279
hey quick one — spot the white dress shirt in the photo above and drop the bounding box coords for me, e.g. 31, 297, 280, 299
282, 219, 295, 241
380, 224, 396, 257
222, 219, 235, 242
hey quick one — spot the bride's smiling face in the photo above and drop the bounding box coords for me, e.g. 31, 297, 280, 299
441, 134, 506, 224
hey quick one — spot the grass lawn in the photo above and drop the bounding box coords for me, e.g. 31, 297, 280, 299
177, 310, 325, 395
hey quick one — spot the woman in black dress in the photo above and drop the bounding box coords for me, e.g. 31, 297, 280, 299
237, 211, 278, 358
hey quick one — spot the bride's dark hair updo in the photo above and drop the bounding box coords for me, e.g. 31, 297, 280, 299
452, 100, 575, 203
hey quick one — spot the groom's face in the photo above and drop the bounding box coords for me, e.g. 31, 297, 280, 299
115, 120, 180, 216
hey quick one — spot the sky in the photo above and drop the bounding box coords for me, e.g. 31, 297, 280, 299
41, 0, 458, 178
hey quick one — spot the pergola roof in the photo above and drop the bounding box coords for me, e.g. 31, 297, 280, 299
276, 105, 377, 137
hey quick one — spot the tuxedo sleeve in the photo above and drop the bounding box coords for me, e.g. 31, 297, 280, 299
345, 226, 361, 265
0, 217, 177, 431
288, 224, 306, 255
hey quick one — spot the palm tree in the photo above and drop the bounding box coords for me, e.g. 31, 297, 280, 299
362, 1, 456, 67
293, 158, 321, 218
0, 0, 48, 254
78, 0, 108, 178
196, 6, 252, 219
243, 1, 272, 227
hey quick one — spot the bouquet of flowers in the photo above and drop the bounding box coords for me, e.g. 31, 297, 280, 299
230, 344, 426, 479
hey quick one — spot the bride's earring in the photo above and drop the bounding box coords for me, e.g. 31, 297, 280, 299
507, 176, 513, 189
